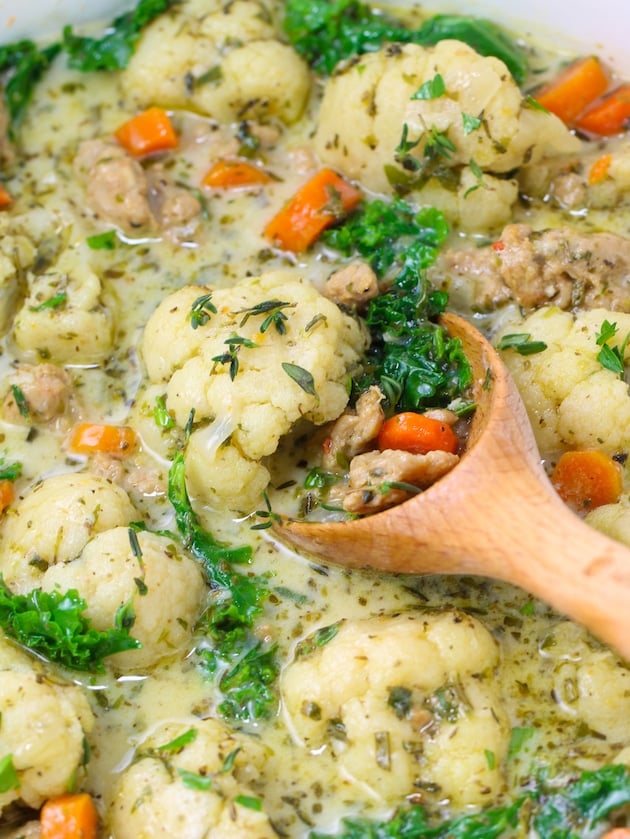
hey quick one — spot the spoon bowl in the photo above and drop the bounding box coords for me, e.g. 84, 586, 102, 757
278, 313, 630, 660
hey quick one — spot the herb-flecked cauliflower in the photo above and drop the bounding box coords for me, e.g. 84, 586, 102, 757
281, 612, 509, 808
0, 631, 94, 816
496, 306, 630, 456
314, 41, 579, 232
108, 718, 278, 838
141, 270, 368, 513
122, 0, 310, 125
0, 473, 206, 670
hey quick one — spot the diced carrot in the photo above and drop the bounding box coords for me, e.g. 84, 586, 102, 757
0, 479, 14, 514
535, 56, 609, 125
69, 422, 137, 457
202, 158, 272, 189
551, 450, 623, 512
492, 240, 505, 252
264, 168, 362, 253
377, 412, 459, 456
576, 83, 630, 135
114, 107, 178, 157
40, 792, 98, 839
0, 185, 12, 209
588, 153, 613, 185
600, 831, 630, 839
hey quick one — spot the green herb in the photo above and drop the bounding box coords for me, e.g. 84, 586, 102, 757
63, 0, 175, 72
221, 748, 240, 773
238, 299, 295, 335
282, 362, 317, 396
296, 622, 341, 658
283, 0, 528, 84
425, 126, 457, 160
462, 112, 482, 134
252, 491, 281, 531
388, 686, 412, 719
304, 468, 344, 489
0, 754, 19, 793
325, 201, 469, 412
29, 291, 67, 312
0, 575, 140, 671
212, 335, 258, 380
177, 768, 213, 791
236, 121, 261, 158
157, 728, 198, 753
10, 385, 29, 419
596, 319, 630, 378
374, 731, 391, 770
190, 293, 217, 330
128, 527, 143, 559
153, 394, 175, 429
485, 749, 496, 770
463, 158, 486, 197
525, 94, 549, 113
235, 795, 262, 811
411, 72, 446, 100
507, 725, 535, 758
497, 333, 548, 356
0, 459, 22, 482
86, 230, 117, 250
0, 40, 61, 134
167, 454, 277, 722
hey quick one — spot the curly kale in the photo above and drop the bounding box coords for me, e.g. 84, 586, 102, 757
0, 576, 140, 671
283, 0, 528, 84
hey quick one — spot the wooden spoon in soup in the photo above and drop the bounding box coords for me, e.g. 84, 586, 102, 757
278, 313, 630, 661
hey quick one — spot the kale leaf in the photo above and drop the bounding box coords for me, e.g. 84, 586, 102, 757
310, 764, 630, 838
63, 0, 175, 72
0, 40, 61, 131
327, 201, 471, 412
534, 764, 630, 838
283, 0, 528, 84
168, 452, 278, 722
0, 575, 140, 671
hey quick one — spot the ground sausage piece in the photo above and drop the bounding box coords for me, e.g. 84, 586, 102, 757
322, 386, 385, 471
74, 138, 154, 232
436, 223, 630, 312
343, 448, 459, 514
323, 262, 379, 310
3, 363, 72, 424
149, 167, 201, 229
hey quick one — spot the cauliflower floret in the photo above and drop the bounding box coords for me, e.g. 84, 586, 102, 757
497, 306, 630, 455
122, 0, 310, 125
108, 718, 277, 838
0, 632, 94, 815
142, 270, 368, 512
41, 527, 206, 670
544, 621, 630, 743
0, 472, 136, 592
585, 496, 630, 549
314, 41, 579, 231
12, 243, 114, 364
281, 612, 509, 809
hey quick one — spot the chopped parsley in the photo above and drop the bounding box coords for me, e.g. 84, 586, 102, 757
29, 291, 67, 312
411, 72, 446, 100
596, 319, 630, 378
0, 754, 19, 794
86, 230, 118, 250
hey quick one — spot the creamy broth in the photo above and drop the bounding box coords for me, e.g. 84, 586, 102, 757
1, 3, 630, 838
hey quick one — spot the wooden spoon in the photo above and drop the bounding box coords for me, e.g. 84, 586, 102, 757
278, 313, 630, 660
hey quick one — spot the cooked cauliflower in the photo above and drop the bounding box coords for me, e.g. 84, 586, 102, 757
496, 306, 630, 455
12, 243, 114, 364
0, 474, 205, 670
41, 527, 206, 670
108, 718, 277, 838
543, 621, 630, 743
0, 632, 94, 815
142, 270, 368, 512
281, 612, 509, 808
123, 0, 310, 125
314, 41, 579, 231
0, 217, 36, 336
0, 472, 136, 592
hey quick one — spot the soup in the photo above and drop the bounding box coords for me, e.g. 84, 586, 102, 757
1, 1, 630, 837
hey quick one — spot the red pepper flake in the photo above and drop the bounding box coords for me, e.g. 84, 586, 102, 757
492, 240, 505, 252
